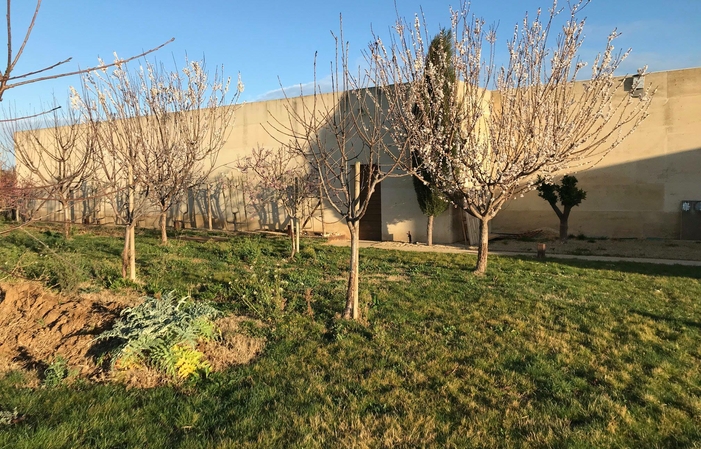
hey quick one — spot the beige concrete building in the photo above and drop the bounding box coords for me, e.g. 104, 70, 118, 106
15, 67, 701, 242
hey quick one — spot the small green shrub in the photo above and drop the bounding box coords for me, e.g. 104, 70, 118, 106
197, 281, 230, 302
232, 237, 263, 262
23, 256, 83, 292
299, 245, 316, 260
43, 355, 69, 387
232, 265, 287, 320
88, 260, 123, 289
96, 292, 220, 381
0, 408, 20, 426
41, 230, 71, 249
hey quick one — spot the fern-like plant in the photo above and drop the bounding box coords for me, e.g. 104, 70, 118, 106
96, 291, 220, 380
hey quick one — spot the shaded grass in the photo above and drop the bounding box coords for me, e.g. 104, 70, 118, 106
1, 224, 700, 447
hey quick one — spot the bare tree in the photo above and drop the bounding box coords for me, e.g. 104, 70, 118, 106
0, 0, 173, 108
372, 0, 653, 274
0, 139, 13, 214
6, 102, 93, 237
75, 60, 153, 281
0, 165, 15, 218
271, 22, 404, 319
138, 60, 238, 244
236, 145, 319, 257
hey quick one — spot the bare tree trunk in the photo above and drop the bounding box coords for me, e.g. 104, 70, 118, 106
295, 216, 300, 254
343, 221, 360, 320
206, 183, 213, 231
123, 164, 137, 281
289, 219, 297, 258
559, 217, 568, 242
560, 209, 571, 242
160, 209, 168, 245
129, 225, 136, 281
427, 215, 434, 246
69, 189, 75, 224
320, 195, 325, 236
61, 197, 70, 239
122, 224, 131, 279
475, 217, 489, 274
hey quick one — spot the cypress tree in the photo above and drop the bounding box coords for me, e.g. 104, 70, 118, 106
411, 29, 454, 246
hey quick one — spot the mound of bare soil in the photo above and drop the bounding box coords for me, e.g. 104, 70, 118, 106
0, 282, 130, 386
0, 282, 265, 388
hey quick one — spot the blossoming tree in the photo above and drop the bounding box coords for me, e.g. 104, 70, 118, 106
75, 57, 239, 278
372, 0, 653, 273
137, 60, 238, 244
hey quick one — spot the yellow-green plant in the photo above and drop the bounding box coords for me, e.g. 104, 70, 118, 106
171, 344, 211, 379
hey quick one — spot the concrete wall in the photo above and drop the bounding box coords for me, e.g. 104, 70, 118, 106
15, 92, 355, 237
210, 94, 351, 235
492, 67, 701, 239
15, 67, 701, 241
380, 174, 463, 244
214, 88, 453, 241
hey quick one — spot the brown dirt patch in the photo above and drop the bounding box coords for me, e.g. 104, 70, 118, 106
0, 282, 135, 386
0, 282, 265, 388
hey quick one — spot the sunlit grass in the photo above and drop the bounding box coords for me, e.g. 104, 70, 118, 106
1, 224, 700, 447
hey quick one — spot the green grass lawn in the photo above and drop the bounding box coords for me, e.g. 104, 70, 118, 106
1, 224, 700, 448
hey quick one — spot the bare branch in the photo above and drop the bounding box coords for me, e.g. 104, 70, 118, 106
5, 0, 12, 78
7, 0, 40, 73
8, 56, 72, 81
0, 105, 58, 122
4, 37, 175, 94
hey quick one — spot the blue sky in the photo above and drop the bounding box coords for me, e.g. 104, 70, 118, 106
2, 0, 699, 116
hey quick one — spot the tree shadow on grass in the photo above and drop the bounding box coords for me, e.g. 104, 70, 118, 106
513, 256, 701, 280
629, 308, 701, 330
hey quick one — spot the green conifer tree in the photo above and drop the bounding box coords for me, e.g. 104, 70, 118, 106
411, 29, 454, 246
